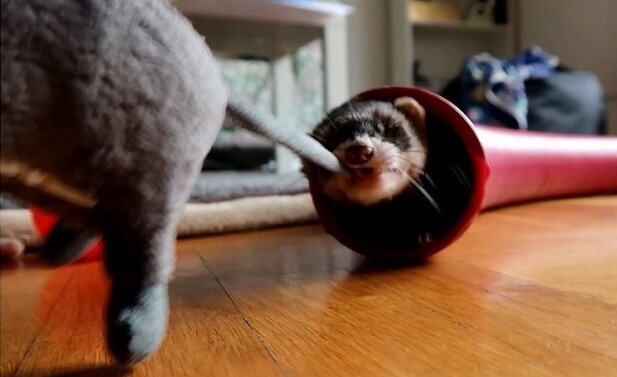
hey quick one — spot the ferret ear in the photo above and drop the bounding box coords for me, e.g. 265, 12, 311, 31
394, 96, 426, 132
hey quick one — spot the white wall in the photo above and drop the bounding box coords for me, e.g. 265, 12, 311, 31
338, 0, 391, 95
518, 0, 617, 134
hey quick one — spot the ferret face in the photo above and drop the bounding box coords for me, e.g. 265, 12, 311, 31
307, 97, 428, 206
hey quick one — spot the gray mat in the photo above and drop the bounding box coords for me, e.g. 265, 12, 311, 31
0, 171, 310, 209
189, 171, 309, 203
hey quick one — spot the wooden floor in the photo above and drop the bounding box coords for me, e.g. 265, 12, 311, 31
1, 195, 616, 377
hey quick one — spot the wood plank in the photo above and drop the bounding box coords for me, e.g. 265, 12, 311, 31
130, 252, 284, 377
444, 196, 617, 304
13, 262, 114, 377
0, 258, 74, 377
12, 249, 283, 377
1, 195, 616, 376
201, 238, 616, 377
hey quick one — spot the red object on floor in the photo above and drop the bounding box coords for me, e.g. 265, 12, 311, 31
310, 85, 617, 259
30, 207, 103, 263
475, 125, 617, 210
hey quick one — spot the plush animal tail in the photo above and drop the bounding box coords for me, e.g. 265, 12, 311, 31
225, 97, 345, 175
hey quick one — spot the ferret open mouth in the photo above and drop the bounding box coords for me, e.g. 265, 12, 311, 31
327, 165, 410, 206
350, 166, 403, 183
357, 167, 375, 176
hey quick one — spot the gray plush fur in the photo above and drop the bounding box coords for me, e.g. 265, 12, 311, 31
1, 0, 228, 365
226, 96, 344, 175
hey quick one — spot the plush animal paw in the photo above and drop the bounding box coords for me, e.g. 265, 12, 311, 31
106, 283, 169, 365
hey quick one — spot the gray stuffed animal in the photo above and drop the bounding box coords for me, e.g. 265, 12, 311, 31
1, 0, 228, 365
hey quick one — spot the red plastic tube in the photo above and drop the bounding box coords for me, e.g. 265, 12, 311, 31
311, 85, 617, 258
477, 125, 617, 210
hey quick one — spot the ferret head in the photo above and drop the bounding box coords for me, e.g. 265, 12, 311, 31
306, 96, 428, 206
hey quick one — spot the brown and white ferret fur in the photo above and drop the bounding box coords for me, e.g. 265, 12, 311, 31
305, 97, 428, 206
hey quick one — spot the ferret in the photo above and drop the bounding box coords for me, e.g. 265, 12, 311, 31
305, 97, 429, 206
302, 96, 475, 258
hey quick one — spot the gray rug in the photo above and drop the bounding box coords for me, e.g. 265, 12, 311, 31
1, 171, 310, 209
0, 171, 318, 247
189, 171, 309, 203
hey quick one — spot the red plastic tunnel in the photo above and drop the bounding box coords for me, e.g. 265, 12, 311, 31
310, 86, 617, 258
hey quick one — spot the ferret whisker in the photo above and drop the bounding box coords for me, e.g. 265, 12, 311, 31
421, 172, 438, 190
380, 144, 400, 154
325, 113, 340, 131
403, 147, 427, 153
392, 156, 424, 170
309, 133, 329, 145
381, 144, 422, 157
404, 172, 441, 215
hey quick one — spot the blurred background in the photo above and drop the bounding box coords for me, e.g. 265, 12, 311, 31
173, 0, 616, 173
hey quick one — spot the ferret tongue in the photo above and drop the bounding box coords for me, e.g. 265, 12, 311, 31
352, 167, 382, 185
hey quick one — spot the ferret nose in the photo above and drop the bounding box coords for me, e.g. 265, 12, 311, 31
344, 144, 374, 165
